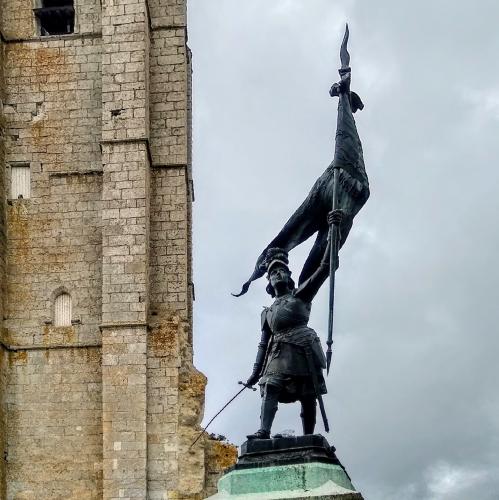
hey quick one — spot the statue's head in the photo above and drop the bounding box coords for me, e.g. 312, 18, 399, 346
263, 248, 295, 297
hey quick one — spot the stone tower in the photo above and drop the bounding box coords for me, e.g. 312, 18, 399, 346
0, 0, 235, 498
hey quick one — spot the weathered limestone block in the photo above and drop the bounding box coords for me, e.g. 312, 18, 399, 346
74, 0, 102, 35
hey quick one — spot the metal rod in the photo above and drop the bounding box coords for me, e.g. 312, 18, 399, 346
326, 167, 340, 375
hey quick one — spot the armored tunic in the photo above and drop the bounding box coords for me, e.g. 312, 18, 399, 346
258, 291, 327, 403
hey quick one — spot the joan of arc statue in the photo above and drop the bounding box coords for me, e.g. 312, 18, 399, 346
245, 210, 344, 439
241, 26, 369, 439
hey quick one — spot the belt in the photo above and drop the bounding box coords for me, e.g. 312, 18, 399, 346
273, 326, 314, 344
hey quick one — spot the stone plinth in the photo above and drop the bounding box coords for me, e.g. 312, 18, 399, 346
206, 435, 363, 500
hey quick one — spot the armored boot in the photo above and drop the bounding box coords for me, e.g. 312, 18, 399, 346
300, 397, 317, 435
247, 386, 279, 440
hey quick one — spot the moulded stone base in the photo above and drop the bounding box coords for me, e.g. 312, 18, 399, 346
206, 462, 363, 499
205, 435, 363, 500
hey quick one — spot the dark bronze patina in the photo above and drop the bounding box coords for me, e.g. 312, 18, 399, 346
240, 25, 369, 439
245, 227, 336, 439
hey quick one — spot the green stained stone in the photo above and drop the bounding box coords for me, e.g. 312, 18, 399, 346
215, 462, 358, 497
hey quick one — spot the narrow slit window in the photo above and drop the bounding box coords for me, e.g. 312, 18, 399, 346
10, 164, 31, 200
34, 0, 75, 36
54, 293, 72, 327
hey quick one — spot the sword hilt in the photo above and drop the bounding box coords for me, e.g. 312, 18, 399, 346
238, 381, 257, 391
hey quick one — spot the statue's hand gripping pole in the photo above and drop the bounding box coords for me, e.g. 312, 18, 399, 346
189, 382, 257, 449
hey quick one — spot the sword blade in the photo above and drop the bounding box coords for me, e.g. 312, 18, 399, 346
317, 393, 330, 433
189, 384, 250, 449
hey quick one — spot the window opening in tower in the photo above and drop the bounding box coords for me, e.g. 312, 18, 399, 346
34, 0, 75, 36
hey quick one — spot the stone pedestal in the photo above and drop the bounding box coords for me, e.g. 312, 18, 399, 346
206, 435, 363, 499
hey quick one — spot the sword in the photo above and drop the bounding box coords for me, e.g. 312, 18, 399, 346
189, 381, 257, 449
304, 346, 329, 433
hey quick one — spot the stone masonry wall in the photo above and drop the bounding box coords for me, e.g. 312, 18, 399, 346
102, 325, 147, 499
0, 0, 34, 40
2, 34, 103, 349
1, 0, 101, 39
147, 1, 219, 495
0, 27, 106, 494
150, 29, 188, 166
100, 0, 151, 494
3, 38, 102, 173
148, 0, 186, 31
0, 0, 236, 497
101, 142, 150, 325
0, 18, 9, 500
0, 14, 6, 319
150, 167, 188, 317
5, 348, 103, 500
0, 348, 7, 500
4, 173, 103, 346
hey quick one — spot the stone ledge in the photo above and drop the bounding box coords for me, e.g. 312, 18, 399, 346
0, 31, 102, 43
100, 321, 148, 330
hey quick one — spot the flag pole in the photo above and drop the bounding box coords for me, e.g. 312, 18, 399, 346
326, 24, 351, 375
326, 168, 339, 375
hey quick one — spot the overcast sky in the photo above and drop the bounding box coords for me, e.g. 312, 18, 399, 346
188, 2, 499, 499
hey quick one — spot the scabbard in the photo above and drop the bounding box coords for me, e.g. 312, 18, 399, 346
304, 346, 329, 433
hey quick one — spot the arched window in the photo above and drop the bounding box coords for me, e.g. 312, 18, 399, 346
54, 293, 72, 327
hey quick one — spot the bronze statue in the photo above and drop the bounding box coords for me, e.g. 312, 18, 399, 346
189, 26, 370, 448
240, 25, 369, 439
245, 210, 343, 439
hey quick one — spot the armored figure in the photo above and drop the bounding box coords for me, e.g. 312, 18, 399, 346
246, 210, 344, 439
189, 26, 369, 451
235, 26, 368, 441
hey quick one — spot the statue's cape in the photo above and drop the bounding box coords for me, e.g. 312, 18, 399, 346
234, 89, 369, 297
